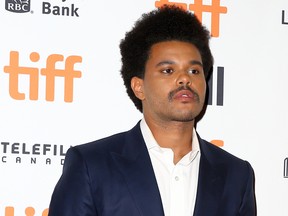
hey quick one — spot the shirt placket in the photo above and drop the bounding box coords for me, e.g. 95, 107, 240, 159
170, 165, 186, 216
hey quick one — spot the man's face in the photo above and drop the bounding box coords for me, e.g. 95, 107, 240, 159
132, 40, 206, 123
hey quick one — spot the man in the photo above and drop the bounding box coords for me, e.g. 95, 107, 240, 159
48, 5, 256, 216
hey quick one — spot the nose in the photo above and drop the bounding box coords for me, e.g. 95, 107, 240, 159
177, 72, 191, 86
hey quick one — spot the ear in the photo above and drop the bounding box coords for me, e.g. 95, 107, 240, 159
131, 76, 145, 100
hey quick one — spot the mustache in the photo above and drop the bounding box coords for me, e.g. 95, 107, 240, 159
168, 85, 200, 102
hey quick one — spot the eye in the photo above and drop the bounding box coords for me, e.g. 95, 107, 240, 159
188, 69, 200, 74
161, 68, 174, 74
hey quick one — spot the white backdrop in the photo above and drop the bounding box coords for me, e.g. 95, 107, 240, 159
1, 0, 287, 215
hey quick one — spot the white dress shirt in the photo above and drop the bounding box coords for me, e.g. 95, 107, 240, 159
140, 119, 201, 216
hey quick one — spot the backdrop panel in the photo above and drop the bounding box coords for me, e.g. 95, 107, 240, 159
0, 0, 287, 215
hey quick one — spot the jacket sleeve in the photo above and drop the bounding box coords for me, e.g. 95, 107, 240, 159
238, 161, 257, 216
48, 147, 98, 216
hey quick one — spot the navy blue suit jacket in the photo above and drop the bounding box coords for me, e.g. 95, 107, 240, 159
48, 122, 256, 216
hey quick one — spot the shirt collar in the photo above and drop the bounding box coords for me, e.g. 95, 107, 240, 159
140, 118, 200, 161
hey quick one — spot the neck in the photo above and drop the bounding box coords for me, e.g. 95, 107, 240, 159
144, 115, 195, 164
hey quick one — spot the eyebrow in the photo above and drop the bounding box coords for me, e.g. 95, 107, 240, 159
155, 60, 203, 68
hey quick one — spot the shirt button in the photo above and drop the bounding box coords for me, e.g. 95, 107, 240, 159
175, 176, 179, 181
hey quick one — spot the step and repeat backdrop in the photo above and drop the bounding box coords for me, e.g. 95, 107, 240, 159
1, 0, 287, 215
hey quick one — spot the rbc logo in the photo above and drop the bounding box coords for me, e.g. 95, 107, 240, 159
5, 0, 31, 13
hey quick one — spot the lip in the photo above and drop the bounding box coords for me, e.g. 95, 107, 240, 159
173, 90, 194, 100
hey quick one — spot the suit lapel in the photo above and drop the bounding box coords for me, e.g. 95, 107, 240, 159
109, 124, 226, 216
193, 137, 226, 216
111, 123, 164, 216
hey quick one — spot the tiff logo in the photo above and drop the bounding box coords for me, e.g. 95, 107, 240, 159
3, 51, 82, 102
282, 10, 288, 25
155, 0, 227, 37
207, 66, 224, 106
5, 0, 30, 13
284, 158, 288, 178
4, 206, 48, 216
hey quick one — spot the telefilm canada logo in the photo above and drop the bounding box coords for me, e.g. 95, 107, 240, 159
5, 0, 30, 13
0, 141, 69, 165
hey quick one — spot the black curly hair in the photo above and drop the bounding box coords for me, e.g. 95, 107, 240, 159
120, 5, 214, 112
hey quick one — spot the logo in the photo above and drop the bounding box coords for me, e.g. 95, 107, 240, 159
210, 139, 224, 147
207, 66, 224, 106
284, 157, 288, 178
42, 1, 80, 17
1, 141, 68, 165
155, 0, 227, 37
4, 206, 48, 216
5, 0, 80, 17
207, 66, 225, 148
282, 10, 288, 25
5, 0, 30, 13
3, 51, 82, 102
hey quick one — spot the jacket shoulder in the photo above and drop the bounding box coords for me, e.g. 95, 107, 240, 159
71, 122, 142, 157
199, 138, 253, 171
75, 131, 127, 154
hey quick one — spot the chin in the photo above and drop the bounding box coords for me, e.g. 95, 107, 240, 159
170, 108, 203, 122
170, 114, 196, 122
